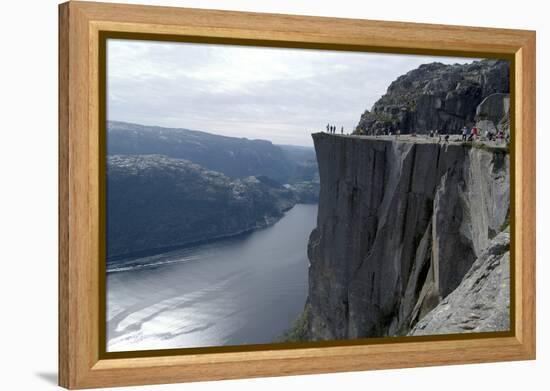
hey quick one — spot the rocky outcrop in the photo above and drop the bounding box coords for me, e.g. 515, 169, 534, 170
355, 60, 509, 135
476, 93, 510, 124
410, 231, 510, 335
301, 134, 509, 340
107, 155, 297, 260
475, 93, 511, 135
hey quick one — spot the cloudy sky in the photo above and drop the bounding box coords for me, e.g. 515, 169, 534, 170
107, 39, 477, 146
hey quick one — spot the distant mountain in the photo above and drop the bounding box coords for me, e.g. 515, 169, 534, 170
278, 144, 316, 162
107, 121, 316, 184
107, 155, 298, 260
278, 145, 319, 183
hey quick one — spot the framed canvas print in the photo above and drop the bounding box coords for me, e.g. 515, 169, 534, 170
58, 1, 536, 389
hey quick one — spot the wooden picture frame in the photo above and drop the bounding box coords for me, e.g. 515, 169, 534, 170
59, 1, 536, 389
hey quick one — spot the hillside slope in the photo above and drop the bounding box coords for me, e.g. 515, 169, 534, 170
107, 155, 297, 260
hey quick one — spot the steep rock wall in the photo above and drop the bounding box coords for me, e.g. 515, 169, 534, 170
410, 231, 510, 335
304, 133, 509, 340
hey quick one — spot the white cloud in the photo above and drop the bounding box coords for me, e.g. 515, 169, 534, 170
107, 39, 479, 146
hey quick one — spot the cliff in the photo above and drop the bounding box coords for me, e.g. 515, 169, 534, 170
355, 59, 509, 135
107, 155, 297, 260
301, 133, 509, 340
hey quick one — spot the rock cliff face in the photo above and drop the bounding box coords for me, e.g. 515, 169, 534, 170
410, 231, 510, 335
303, 133, 509, 339
355, 60, 509, 135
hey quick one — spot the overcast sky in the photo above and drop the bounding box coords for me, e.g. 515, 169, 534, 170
107, 39, 478, 146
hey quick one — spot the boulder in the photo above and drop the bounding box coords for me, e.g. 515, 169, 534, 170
475, 119, 497, 136
475, 92, 510, 124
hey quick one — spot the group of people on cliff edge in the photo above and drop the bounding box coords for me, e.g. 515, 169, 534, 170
326, 123, 344, 135
461, 125, 479, 141
461, 125, 507, 142
326, 123, 508, 145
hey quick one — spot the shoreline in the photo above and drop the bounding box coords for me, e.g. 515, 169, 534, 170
107, 202, 317, 267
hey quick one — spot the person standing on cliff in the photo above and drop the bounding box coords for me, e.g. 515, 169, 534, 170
326, 123, 330, 133
341, 126, 344, 135
462, 126, 468, 141
467, 127, 474, 141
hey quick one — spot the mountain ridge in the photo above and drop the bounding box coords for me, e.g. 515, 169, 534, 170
107, 120, 317, 184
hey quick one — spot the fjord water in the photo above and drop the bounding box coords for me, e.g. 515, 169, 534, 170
107, 204, 317, 352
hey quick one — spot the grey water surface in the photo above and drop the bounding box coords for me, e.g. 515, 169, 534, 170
107, 204, 317, 352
